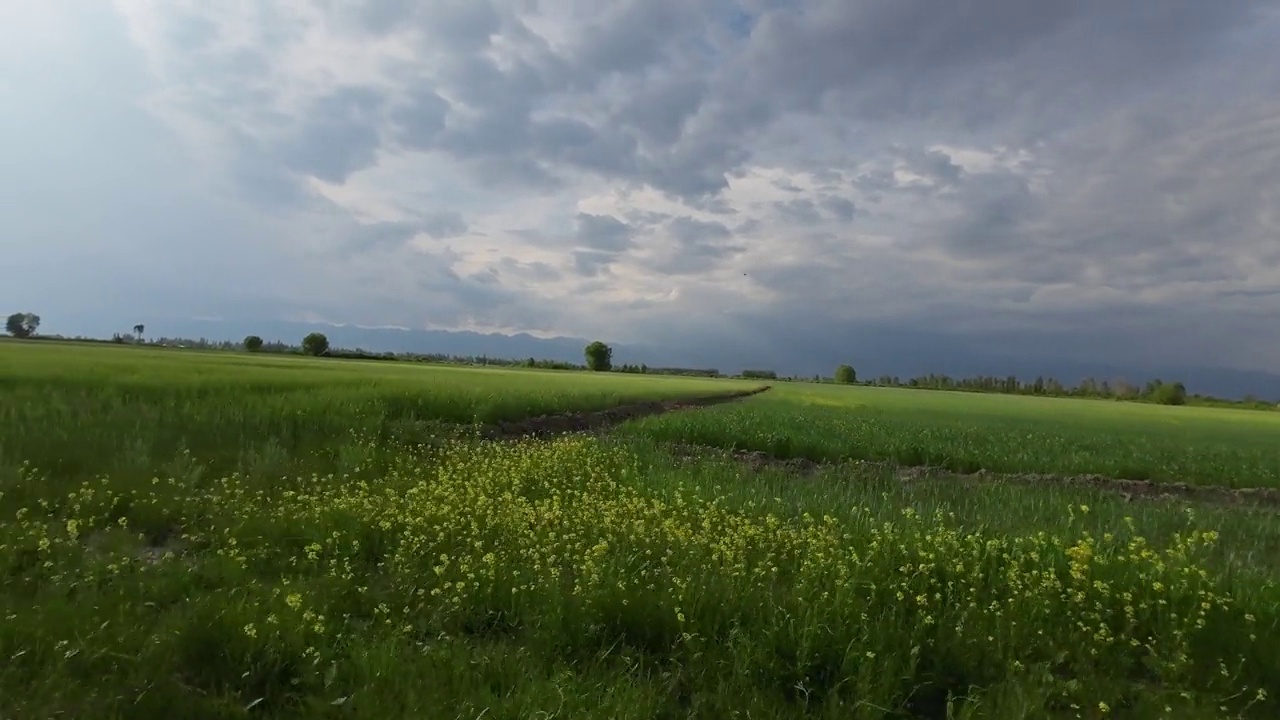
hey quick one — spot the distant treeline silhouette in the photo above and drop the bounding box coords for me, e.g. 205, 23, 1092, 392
8, 326, 1277, 410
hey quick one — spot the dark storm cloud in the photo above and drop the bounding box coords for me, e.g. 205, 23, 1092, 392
147, 0, 1276, 217
336, 1, 754, 202
530, 118, 641, 177
570, 0, 694, 79
851, 168, 897, 198
737, 0, 1269, 133
495, 256, 563, 283
80, 0, 1280, 379
574, 213, 635, 252
573, 250, 617, 277
228, 138, 314, 209
704, 194, 742, 216
667, 216, 732, 244
940, 170, 1041, 259
346, 221, 423, 251
645, 215, 744, 274
420, 211, 468, 238
418, 0, 503, 50
819, 196, 856, 221
612, 78, 707, 145
389, 86, 450, 150
278, 87, 386, 183
928, 96, 1280, 290
468, 267, 501, 285
345, 0, 418, 35
342, 213, 468, 254
773, 199, 823, 226
901, 148, 963, 186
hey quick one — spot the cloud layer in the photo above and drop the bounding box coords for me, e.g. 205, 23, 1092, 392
4, 0, 1279, 373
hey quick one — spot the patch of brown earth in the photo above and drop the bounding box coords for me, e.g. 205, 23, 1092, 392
479, 386, 771, 440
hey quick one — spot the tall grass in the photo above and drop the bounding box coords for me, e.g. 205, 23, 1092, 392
2, 435, 1276, 718
620, 388, 1280, 487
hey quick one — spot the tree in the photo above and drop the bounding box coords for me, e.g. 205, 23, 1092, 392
244, 335, 264, 352
1149, 380, 1188, 406
834, 364, 857, 384
584, 341, 612, 371
5, 312, 39, 338
133, 324, 145, 341
302, 332, 330, 357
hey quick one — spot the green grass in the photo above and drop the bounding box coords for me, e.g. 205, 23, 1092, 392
0, 341, 754, 495
3, 434, 1278, 719
3, 342, 1280, 718
619, 383, 1280, 488
626, 439, 1280, 578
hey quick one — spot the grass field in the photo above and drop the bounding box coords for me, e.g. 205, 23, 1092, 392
2, 341, 1279, 719
0, 340, 754, 494
620, 383, 1280, 488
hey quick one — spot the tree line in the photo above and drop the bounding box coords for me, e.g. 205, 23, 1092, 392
6, 313, 1276, 409
862, 373, 1196, 406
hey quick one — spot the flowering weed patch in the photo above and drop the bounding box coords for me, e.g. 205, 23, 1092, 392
2, 437, 1275, 718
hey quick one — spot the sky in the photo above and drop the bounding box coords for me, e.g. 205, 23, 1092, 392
3, 0, 1279, 378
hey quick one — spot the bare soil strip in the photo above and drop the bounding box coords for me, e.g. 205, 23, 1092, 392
933, 469, 1280, 509
476, 388, 1279, 509
478, 386, 771, 440
666, 444, 1280, 510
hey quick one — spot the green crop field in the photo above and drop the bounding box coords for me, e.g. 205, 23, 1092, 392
0, 340, 754, 493
620, 382, 1280, 488
2, 341, 1279, 719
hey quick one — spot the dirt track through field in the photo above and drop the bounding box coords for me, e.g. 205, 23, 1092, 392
933, 468, 1280, 510
479, 386, 771, 440
478, 387, 1280, 510
666, 443, 1280, 510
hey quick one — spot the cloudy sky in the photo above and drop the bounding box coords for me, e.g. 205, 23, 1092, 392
4, 1, 1279, 376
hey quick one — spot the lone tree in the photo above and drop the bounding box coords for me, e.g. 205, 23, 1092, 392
584, 340, 613, 372
834, 364, 857, 384
133, 324, 145, 341
302, 332, 330, 357
5, 312, 40, 338
1148, 379, 1188, 406
244, 335, 264, 352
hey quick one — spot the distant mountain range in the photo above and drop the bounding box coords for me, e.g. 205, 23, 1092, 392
119, 318, 1280, 402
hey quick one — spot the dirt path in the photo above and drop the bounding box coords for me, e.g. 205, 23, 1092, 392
476, 388, 1280, 510
666, 443, 1280, 510
479, 386, 771, 440
932, 468, 1280, 510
